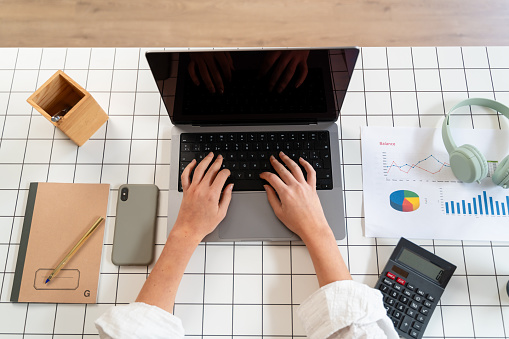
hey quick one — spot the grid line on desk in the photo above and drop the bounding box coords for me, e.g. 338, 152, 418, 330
0, 47, 508, 338
486, 46, 504, 130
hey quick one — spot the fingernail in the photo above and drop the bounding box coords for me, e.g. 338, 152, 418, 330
270, 155, 275, 160
280, 151, 285, 156
217, 154, 223, 159
207, 152, 214, 157
229, 184, 234, 190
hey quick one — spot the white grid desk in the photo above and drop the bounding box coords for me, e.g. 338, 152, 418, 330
1, 47, 509, 338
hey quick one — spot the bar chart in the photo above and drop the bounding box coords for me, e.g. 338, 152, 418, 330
444, 190, 509, 216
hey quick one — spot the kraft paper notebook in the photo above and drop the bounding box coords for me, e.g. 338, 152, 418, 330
11, 182, 110, 303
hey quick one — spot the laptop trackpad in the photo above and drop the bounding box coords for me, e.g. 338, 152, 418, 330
219, 193, 294, 240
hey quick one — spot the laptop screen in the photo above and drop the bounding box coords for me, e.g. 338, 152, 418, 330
146, 48, 358, 125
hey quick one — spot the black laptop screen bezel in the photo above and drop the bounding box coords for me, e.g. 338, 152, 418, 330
146, 47, 359, 126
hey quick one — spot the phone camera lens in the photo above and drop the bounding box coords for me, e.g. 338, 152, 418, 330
120, 187, 129, 201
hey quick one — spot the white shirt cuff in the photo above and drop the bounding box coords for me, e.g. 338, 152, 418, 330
296, 280, 398, 339
95, 302, 185, 339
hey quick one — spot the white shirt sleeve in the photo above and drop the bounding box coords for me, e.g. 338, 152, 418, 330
296, 280, 399, 339
95, 302, 185, 339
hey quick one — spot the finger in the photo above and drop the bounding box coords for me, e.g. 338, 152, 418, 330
226, 52, 234, 70
268, 57, 290, 91
188, 61, 200, 86
258, 51, 280, 77
259, 171, 287, 193
217, 53, 232, 82
193, 152, 215, 183
218, 183, 234, 216
197, 60, 216, 93
295, 62, 309, 88
181, 159, 197, 190
299, 157, 316, 188
264, 184, 283, 216
206, 59, 225, 94
276, 61, 298, 93
203, 154, 224, 186
211, 168, 231, 192
270, 154, 296, 185
279, 151, 306, 182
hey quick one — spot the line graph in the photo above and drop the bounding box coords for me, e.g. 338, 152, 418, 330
384, 154, 451, 175
382, 151, 455, 181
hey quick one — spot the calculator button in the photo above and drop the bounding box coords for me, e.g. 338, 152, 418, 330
420, 306, 430, 315
383, 278, 394, 287
379, 284, 390, 293
423, 300, 432, 308
393, 284, 403, 292
392, 318, 399, 328
413, 295, 423, 302
406, 283, 416, 291
403, 290, 413, 297
410, 301, 419, 310
396, 277, 406, 285
389, 290, 398, 298
386, 272, 396, 280
426, 294, 435, 302
406, 308, 417, 318
416, 314, 426, 323
392, 310, 403, 319
416, 289, 426, 296
399, 316, 411, 332
396, 303, 406, 312
410, 329, 419, 338
399, 295, 410, 304
384, 304, 390, 313
386, 297, 397, 306
413, 321, 423, 330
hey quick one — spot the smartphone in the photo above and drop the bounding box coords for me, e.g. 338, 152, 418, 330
112, 184, 159, 266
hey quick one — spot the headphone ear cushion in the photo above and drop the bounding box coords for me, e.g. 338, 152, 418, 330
462, 144, 488, 179
449, 144, 488, 183
492, 155, 509, 188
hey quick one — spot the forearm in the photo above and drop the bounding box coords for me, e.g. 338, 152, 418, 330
135, 225, 201, 313
301, 224, 351, 287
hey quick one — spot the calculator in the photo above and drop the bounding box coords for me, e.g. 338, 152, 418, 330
375, 238, 456, 339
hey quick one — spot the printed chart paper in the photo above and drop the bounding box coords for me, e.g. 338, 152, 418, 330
361, 126, 509, 241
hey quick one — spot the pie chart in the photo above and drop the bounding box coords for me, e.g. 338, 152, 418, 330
390, 190, 420, 212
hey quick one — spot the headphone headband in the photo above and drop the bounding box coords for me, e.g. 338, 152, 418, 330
442, 98, 509, 154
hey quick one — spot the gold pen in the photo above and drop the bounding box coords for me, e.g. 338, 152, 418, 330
45, 216, 105, 284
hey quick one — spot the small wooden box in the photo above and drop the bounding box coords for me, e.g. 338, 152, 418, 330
27, 70, 108, 146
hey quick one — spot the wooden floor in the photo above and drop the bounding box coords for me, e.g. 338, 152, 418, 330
2, 0, 509, 47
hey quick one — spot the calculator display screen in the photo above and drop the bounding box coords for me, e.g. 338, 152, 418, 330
397, 248, 444, 282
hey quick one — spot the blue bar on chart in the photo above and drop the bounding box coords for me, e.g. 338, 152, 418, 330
445, 191, 509, 216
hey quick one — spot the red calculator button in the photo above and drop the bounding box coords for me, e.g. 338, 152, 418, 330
396, 277, 406, 285
386, 272, 396, 280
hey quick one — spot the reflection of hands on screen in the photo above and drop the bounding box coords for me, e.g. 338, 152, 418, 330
188, 52, 234, 94
259, 50, 310, 92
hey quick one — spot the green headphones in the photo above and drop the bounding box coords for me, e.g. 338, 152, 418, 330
442, 98, 509, 188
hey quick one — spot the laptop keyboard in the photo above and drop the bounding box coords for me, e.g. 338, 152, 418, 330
179, 131, 333, 192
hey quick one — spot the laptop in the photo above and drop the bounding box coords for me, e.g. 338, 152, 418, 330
146, 47, 359, 241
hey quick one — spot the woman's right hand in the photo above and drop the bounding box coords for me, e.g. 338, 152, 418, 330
259, 152, 332, 242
